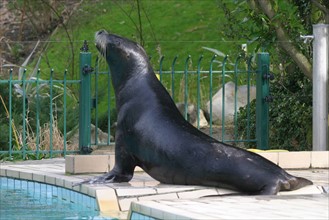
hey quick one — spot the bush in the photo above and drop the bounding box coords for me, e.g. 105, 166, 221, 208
238, 70, 313, 151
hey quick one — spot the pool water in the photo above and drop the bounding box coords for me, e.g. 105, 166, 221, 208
0, 177, 114, 220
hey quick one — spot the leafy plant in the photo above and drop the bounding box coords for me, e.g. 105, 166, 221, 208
237, 66, 313, 151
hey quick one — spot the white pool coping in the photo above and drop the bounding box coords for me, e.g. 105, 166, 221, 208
0, 151, 328, 219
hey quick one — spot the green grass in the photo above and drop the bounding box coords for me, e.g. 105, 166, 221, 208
26, 0, 256, 132
35, 0, 250, 72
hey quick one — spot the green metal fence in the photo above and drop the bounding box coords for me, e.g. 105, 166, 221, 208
0, 43, 271, 159
0, 68, 80, 159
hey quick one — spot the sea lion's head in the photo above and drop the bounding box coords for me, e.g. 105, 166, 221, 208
95, 30, 149, 74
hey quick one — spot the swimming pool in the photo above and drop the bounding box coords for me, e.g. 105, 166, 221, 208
0, 177, 114, 219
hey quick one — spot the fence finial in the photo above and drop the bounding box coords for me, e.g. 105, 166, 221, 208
80, 40, 89, 52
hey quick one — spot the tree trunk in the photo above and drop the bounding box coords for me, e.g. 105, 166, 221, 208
255, 0, 313, 79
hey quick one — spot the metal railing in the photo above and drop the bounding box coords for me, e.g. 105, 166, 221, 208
0, 43, 271, 159
0, 69, 80, 159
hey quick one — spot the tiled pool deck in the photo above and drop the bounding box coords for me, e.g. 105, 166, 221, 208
0, 155, 328, 219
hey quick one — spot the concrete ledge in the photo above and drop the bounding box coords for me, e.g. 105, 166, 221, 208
65, 155, 109, 174
64, 152, 329, 175
1, 152, 328, 219
256, 151, 328, 169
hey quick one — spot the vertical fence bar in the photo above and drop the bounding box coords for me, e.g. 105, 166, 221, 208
171, 56, 178, 100
36, 69, 40, 158
246, 56, 253, 141
22, 69, 27, 159
256, 52, 270, 150
196, 55, 203, 129
9, 69, 13, 159
221, 56, 228, 141
209, 55, 217, 137
79, 41, 92, 153
312, 24, 329, 151
184, 55, 191, 120
49, 69, 54, 158
234, 55, 242, 143
159, 56, 164, 83
63, 70, 67, 156
107, 67, 111, 145
94, 57, 99, 145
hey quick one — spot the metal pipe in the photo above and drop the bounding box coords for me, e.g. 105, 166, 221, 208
313, 24, 329, 151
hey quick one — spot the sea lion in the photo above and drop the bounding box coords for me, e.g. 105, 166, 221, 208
76, 30, 312, 195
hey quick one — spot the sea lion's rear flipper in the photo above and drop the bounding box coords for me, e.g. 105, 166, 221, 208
287, 176, 313, 191
259, 183, 281, 195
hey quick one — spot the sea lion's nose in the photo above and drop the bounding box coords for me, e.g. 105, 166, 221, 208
97, 30, 107, 35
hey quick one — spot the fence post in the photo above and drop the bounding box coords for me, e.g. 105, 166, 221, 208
256, 52, 271, 150
79, 40, 92, 154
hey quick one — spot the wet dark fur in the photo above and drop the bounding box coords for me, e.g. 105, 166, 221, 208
75, 30, 312, 195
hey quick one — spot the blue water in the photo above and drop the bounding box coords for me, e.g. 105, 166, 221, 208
0, 177, 114, 220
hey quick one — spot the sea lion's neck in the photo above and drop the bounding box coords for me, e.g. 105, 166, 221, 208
109, 61, 153, 96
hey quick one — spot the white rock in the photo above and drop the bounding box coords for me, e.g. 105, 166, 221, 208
207, 82, 256, 125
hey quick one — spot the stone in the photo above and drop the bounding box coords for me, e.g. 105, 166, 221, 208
206, 82, 256, 125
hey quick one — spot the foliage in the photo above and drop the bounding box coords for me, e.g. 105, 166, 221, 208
237, 69, 313, 151
231, 0, 328, 150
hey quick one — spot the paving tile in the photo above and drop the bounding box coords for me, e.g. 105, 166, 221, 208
177, 189, 218, 199
279, 185, 323, 195
156, 186, 196, 194
1, 158, 328, 220
138, 193, 178, 201
116, 187, 156, 197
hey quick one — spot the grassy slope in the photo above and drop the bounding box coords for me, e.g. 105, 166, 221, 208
33, 0, 253, 131
38, 0, 247, 73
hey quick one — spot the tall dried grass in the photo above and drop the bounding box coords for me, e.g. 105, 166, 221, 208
23, 111, 78, 156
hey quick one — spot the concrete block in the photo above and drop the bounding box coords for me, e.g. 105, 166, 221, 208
279, 151, 311, 169
6, 170, 19, 178
19, 172, 33, 180
32, 173, 45, 183
96, 188, 120, 212
311, 151, 329, 168
45, 176, 56, 185
65, 155, 109, 174
55, 178, 64, 187
0, 169, 6, 176
257, 152, 279, 165
108, 154, 115, 170
118, 198, 138, 211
